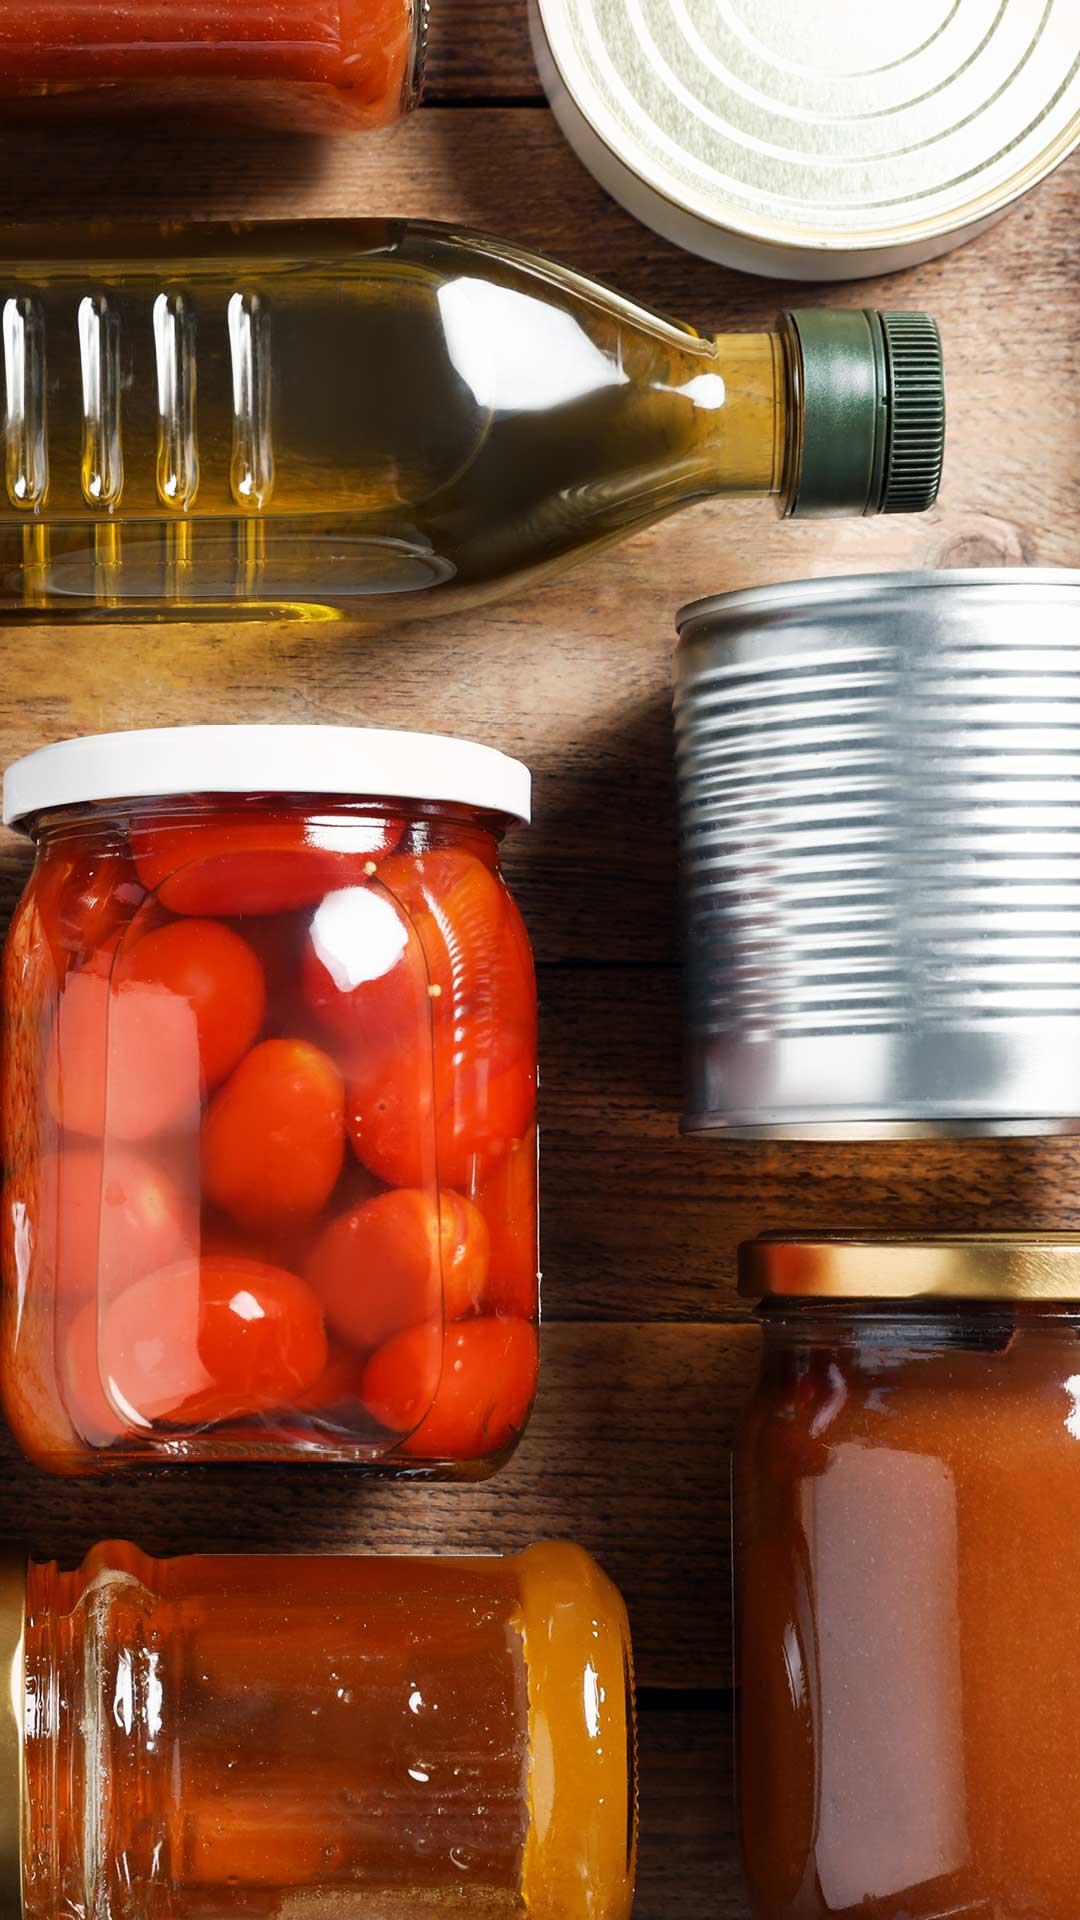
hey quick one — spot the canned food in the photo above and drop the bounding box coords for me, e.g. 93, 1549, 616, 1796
675, 570, 1080, 1138
736, 1234, 1080, 1920
1, 725, 538, 1475
530, 0, 1080, 280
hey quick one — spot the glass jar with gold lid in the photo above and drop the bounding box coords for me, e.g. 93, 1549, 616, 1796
735, 1235, 1080, 1920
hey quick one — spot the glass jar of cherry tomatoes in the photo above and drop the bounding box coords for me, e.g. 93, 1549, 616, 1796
1, 725, 538, 1476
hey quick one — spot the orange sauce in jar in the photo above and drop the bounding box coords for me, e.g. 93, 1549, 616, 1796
19, 1541, 637, 1920
736, 1238, 1080, 1920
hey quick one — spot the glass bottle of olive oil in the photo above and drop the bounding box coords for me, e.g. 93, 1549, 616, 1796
0, 220, 944, 620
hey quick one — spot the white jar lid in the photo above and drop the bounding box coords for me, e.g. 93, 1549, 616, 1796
3, 725, 531, 829
530, 0, 1080, 280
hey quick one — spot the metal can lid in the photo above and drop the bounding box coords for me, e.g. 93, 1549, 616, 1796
531, 0, 1080, 276
740, 1236, 1080, 1303
3, 725, 531, 829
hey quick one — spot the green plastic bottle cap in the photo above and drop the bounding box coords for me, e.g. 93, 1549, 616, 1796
782, 309, 945, 519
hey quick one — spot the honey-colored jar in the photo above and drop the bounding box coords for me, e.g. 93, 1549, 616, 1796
2, 1540, 636, 1919
736, 1236, 1080, 1920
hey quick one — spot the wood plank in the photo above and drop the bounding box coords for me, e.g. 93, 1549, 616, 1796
423, 0, 542, 102
0, 1322, 757, 1690
636, 1706, 744, 1919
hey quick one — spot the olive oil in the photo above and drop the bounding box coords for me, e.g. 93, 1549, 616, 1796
0, 220, 944, 619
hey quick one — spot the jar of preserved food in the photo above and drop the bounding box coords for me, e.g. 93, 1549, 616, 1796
1, 724, 538, 1476
0, 0, 426, 132
735, 1234, 1080, 1920
2, 1538, 636, 1920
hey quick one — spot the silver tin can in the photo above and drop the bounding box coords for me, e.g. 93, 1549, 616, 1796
530, 0, 1080, 281
675, 571, 1080, 1138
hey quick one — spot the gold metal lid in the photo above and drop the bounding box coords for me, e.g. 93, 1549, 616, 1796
740, 1236, 1080, 1302
0, 1557, 23, 1920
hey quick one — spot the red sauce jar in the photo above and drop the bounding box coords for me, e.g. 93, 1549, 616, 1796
4, 1539, 637, 1919
1, 724, 538, 1475
0, 0, 425, 131
735, 1235, 1080, 1920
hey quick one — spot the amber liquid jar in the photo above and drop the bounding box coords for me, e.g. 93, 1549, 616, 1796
735, 1236, 1080, 1920
2, 1540, 637, 1919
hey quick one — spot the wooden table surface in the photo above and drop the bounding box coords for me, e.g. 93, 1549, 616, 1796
1, 5, 1079, 1915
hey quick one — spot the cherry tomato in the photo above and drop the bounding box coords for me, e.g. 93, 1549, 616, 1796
130, 810, 403, 916
306, 1187, 490, 1353
31, 843, 145, 979
475, 1127, 539, 1318
345, 1053, 436, 1191
119, 919, 266, 1092
45, 964, 203, 1141
319, 850, 536, 1189
34, 1145, 197, 1304
92, 1256, 328, 1426
361, 1316, 537, 1460
292, 1342, 369, 1415
202, 1039, 345, 1231
304, 850, 534, 1069
347, 1049, 535, 1190
301, 878, 429, 1050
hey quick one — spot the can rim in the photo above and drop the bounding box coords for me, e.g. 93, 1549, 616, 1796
675, 567, 1080, 637
531, 0, 1080, 259
3, 724, 532, 831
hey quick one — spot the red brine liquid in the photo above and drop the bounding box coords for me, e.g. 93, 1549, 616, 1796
2, 785, 539, 1476
0, 0, 420, 128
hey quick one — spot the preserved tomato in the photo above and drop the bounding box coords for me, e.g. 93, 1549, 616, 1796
1, 725, 538, 1473
361, 1316, 538, 1461
306, 1188, 490, 1350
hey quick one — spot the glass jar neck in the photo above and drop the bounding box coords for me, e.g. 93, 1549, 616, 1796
758, 1296, 1080, 1350
691, 332, 787, 499
23, 1546, 166, 1920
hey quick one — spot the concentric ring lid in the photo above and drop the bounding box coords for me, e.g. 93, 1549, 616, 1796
530, 0, 1080, 279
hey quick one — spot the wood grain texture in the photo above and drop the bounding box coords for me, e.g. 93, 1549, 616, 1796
0, 13, 1078, 1916
423, 0, 542, 101
637, 1707, 743, 1918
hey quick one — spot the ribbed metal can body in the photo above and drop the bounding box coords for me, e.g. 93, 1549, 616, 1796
675, 571, 1080, 1138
